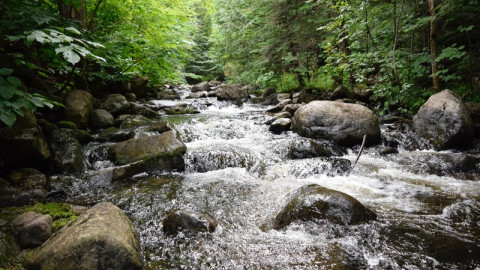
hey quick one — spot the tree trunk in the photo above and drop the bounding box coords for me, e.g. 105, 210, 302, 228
427, 0, 441, 93
57, 0, 87, 26
392, 0, 401, 89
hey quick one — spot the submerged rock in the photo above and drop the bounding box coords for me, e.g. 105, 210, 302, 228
64, 90, 93, 129
27, 202, 144, 270
293, 101, 381, 146
269, 118, 291, 134
288, 139, 346, 159
12, 212, 52, 249
271, 184, 376, 230
163, 210, 217, 235
413, 90, 473, 150
108, 130, 186, 171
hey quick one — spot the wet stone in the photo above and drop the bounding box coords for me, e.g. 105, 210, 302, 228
162, 210, 218, 235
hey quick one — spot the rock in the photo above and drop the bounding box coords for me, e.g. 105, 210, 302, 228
277, 93, 291, 101
119, 115, 152, 129
466, 102, 480, 138
130, 75, 148, 98
293, 101, 381, 146
399, 152, 479, 177
0, 231, 17, 268
413, 90, 473, 150
49, 129, 85, 173
329, 85, 351, 100
269, 118, 292, 134
216, 84, 249, 101
0, 111, 50, 170
273, 111, 292, 119
164, 106, 200, 115
12, 212, 52, 249
191, 82, 211, 92
108, 130, 186, 171
295, 91, 323, 104
6, 168, 46, 190
97, 127, 135, 142
89, 109, 114, 129
266, 99, 291, 113
353, 87, 373, 103
288, 139, 346, 159
147, 121, 172, 134
209, 81, 222, 87
379, 147, 398, 155
56, 121, 77, 129
272, 184, 376, 230
157, 90, 180, 100
59, 129, 93, 145
162, 210, 217, 235
125, 93, 137, 102
64, 90, 93, 129
27, 202, 144, 270
186, 91, 208, 99
241, 84, 259, 94
129, 102, 159, 118
262, 87, 276, 97
100, 94, 131, 116
282, 104, 302, 115
0, 181, 46, 207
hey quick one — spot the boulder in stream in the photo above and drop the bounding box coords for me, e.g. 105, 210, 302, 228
89, 109, 114, 129
27, 202, 144, 270
49, 129, 85, 173
216, 84, 249, 101
108, 130, 186, 171
163, 210, 218, 235
413, 90, 473, 150
288, 139, 346, 159
64, 90, 93, 129
191, 82, 211, 92
271, 184, 377, 230
100, 94, 131, 116
269, 118, 292, 134
293, 101, 381, 146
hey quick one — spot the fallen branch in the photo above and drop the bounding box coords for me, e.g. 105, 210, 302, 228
354, 135, 367, 167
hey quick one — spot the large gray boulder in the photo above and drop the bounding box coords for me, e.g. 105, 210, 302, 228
191, 82, 211, 92
89, 109, 114, 129
0, 111, 50, 170
100, 94, 130, 116
216, 84, 249, 101
293, 101, 381, 146
413, 90, 473, 150
27, 202, 144, 270
12, 212, 52, 249
108, 130, 186, 171
272, 184, 376, 230
64, 90, 93, 129
49, 129, 85, 173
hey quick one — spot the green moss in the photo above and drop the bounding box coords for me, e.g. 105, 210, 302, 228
56, 121, 78, 130
0, 203, 78, 233
165, 108, 198, 115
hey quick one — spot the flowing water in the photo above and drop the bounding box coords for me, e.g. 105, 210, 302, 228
67, 92, 480, 269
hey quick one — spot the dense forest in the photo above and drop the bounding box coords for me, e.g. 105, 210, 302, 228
1, 0, 480, 128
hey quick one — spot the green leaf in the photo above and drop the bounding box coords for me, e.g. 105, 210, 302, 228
0, 85, 21, 100
27, 30, 48, 44
65, 27, 81, 35
7, 76, 22, 87
0, 68, 13, 76
0, 110, 17, 127
28, 96, 46, 108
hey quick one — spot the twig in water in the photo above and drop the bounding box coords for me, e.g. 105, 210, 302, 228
354, 135, 367, 167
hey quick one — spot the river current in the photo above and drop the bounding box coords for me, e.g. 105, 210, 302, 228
72, 92, 479, 269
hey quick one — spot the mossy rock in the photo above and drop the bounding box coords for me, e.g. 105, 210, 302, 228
56, 121, 78, 130
0, 203, 77, 233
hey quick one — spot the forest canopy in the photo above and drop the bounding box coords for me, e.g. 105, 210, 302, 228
1, 0, 480, 126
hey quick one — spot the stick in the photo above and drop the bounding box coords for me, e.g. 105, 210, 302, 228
354, 135, 367, 167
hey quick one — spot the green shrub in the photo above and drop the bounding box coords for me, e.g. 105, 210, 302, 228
276, 73, 300, 93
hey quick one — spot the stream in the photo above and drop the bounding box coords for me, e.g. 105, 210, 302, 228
60, 89, 480, 269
